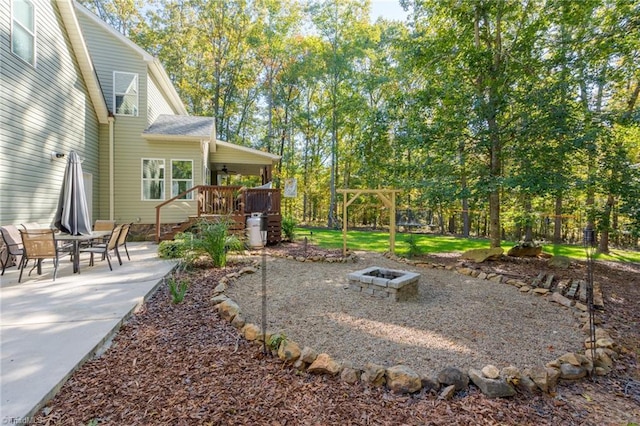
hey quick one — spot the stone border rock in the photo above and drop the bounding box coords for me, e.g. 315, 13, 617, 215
210, 251, 619, 399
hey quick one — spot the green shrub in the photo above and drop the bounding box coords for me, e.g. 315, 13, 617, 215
282, 216, 297, 241
404, 234, 422, 259
194, 220, 242, 268
168, 276, 188, 303
267, 332, 286, 351
158, 240, 183, 259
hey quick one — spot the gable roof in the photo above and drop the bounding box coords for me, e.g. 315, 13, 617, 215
142, 115, 215, 141
56, 0, 110, 124
71, 1, 188, 116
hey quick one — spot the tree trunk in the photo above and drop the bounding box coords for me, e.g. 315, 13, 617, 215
488, 120, 501, 248
523, 196, 533, 242
597, 194, 614, 254
459, 140, 470, 237
553, 195, 563, 244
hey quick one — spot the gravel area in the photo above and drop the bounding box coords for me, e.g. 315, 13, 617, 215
226, 251, 585, 377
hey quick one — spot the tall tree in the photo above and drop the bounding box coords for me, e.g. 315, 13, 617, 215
308, 0, 372, 228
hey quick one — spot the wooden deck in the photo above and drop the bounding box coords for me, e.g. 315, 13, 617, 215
155, 186, 282, 243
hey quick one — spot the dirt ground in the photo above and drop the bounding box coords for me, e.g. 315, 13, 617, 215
33, 242, 640, 425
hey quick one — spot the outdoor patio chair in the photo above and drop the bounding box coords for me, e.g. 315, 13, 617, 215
93, 220, 116, 231
20, 222, 41, 230
89, 219, 116, 245
1, 225, 24, 275
115, 223, 132, 265
18, 229, 70, 283
79, 225, 122, 271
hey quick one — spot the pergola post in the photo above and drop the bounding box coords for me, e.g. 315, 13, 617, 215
337, 188, 400, 257
342, 191, 348, 256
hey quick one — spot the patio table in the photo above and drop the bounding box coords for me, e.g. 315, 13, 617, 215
55, 231, 111, 273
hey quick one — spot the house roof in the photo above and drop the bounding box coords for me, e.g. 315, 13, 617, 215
56, 0, 110, 124
142, 115, 215, 141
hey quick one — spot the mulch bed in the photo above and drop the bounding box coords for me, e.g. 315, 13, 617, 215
33, 243, 640, 425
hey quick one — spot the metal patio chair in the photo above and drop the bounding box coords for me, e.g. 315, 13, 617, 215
79, 225, 122, 271
115, 223, 132, 265
1, 225, 24, 275
18, 229, 70, 283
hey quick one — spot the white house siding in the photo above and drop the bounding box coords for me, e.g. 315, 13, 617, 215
0, 1, 100, 226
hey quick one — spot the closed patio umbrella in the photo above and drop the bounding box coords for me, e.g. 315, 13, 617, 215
54, 151, 92, 235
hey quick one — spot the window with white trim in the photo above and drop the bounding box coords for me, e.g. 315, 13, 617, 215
12, 0, 36, 66
114, 72, 139, 116
142, 159, 164, 200
171, 160, 194, 199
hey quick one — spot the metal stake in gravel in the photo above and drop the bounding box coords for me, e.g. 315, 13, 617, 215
583, 226, 597, 377
261, 246, 267, 354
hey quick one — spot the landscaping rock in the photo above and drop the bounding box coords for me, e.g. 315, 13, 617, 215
507, 243, 542, 257
361, 362, 387, 387
307, 353, 341, 376
385, 365, 422, 394
558, 352, 581, 366
517, 375, 538, 394
212, 282, 226, 295
230, 314, 245, 329
277, 340, 301, 363
461, 248, 504, 263
438, 367, 469, 391
300, 346, 318, 364
241, 323, 262, 341
239, 266, 258, 274
468, 368, 516, 398
550, 292, 573, 308
456, 267, 474, 276
548, 255, 571, 269
500, 366, 521, 384
340, 363, 361, 384
481, 365, 500, 379
559, 363, 586, 380
217, 299, 240, 322
420, 374, 440, 392
439, 384, 457, 400
526, 366, 559, 394
210, 294, 229, 305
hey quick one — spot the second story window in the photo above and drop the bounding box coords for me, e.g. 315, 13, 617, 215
114, 72, 138, 116
12, 0, 36, 66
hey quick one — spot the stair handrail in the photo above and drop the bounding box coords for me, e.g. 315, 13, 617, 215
155, 186, 203, 242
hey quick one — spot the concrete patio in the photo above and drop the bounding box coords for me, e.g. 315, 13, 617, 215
0, 242, 177, 424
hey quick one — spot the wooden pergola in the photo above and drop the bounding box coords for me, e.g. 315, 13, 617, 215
337, 188, 401, 256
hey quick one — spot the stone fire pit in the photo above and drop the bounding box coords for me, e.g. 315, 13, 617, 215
347, 267, 420, 302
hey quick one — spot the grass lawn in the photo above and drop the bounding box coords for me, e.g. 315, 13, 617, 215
295, 227, 640, 264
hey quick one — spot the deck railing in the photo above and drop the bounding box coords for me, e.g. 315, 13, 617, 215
155, 185, 282, 241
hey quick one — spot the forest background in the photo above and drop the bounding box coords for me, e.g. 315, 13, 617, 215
79, 0, 640, 253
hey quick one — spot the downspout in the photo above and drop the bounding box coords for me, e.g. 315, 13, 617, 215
108, 115, 115, 220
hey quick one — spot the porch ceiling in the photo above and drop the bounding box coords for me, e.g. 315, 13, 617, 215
210, 141, 280, 177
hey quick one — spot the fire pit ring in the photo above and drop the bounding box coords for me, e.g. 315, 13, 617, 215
347, 267, 420, 302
